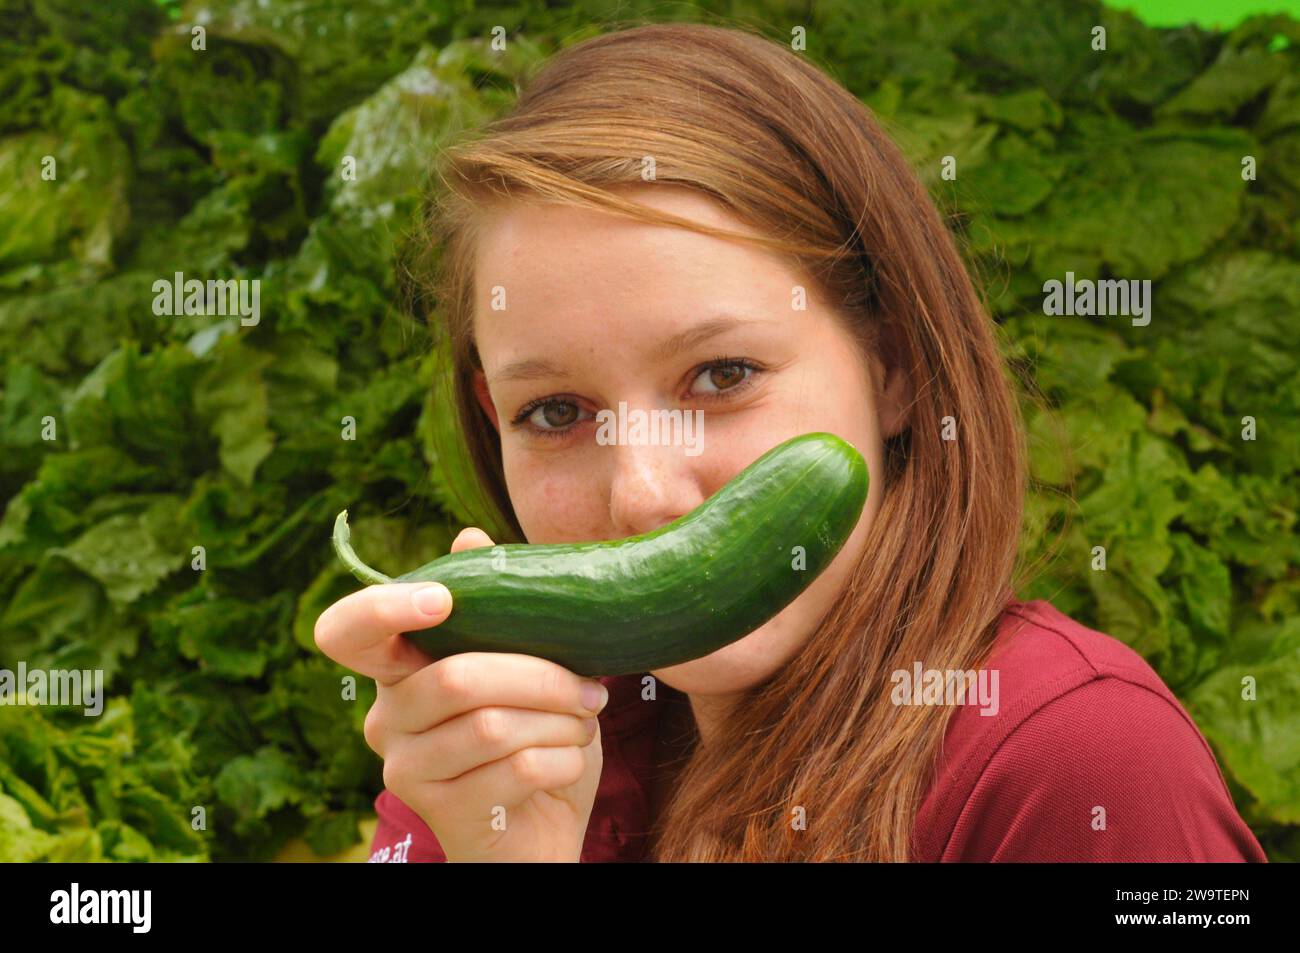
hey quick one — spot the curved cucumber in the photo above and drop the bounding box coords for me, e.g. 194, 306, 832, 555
331, 431, 868, 676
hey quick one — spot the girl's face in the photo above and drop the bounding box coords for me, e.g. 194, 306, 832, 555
470, 184, 910, 697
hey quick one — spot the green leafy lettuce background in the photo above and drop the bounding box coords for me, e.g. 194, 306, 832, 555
0, 0, 1296, 861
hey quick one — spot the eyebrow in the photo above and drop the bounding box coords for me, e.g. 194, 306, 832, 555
488, 314, 761, 384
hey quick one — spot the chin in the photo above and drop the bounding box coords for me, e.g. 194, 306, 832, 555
651, 620, 795, 695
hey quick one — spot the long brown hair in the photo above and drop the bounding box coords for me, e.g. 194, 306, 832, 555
412, 20, 1029, 861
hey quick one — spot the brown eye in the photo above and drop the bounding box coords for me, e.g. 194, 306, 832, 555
690, 361, 754, 397
537, 401, 579, 428
710, 364, 746, 389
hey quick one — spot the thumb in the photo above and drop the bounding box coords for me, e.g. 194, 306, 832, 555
450, 526, 496, 554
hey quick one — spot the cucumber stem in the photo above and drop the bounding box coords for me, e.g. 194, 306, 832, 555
332, 509, 394, 585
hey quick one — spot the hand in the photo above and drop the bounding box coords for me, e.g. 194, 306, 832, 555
314, 527, 609, 862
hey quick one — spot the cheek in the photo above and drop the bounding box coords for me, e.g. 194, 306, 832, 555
508, 466, 606, 544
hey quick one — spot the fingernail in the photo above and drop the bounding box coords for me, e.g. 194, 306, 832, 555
581, 680, 609, 714
412, 584, 450, 616
583, 717, 598, 739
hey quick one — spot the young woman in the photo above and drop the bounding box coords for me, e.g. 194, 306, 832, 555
313, 22, 1266, 863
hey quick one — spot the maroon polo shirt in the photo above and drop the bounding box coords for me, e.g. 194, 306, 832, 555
366, 598, 1267, 862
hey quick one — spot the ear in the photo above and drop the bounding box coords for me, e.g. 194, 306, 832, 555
876, 357, 913, 439
472, 370, 500, 432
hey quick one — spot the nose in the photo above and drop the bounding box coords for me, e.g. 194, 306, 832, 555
606, 440, 699, 539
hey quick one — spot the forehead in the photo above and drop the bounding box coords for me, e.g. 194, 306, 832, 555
471, 187, 807, 348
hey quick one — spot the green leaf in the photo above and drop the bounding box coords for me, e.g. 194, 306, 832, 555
977, 88, 1063, 131
955, 131, 1062, 216
214, 746, 308, 822
153, 588, 294, 680
193, 338, 276, 487
1187, 648, 1300, 825
264, 658, 378, 793
303, 809, 363, 856
1, 360, 63, 448
1169, 533, 1231, 642
1158, 45, 1288, 118
0, 86, 130, 273
1088, 566, 1170, 659
1026, 119, 1252, 278
48, 506, 186, 604
0, 792, 58, 862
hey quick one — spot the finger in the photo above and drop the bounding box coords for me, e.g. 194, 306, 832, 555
379, 653, 611, 734
314, 582, 453, 686
410, 744, 593, 817
450, 527, 495, 554
391, 707, 598, 782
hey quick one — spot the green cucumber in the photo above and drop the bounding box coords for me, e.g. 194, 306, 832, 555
331, 431, 868, 676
